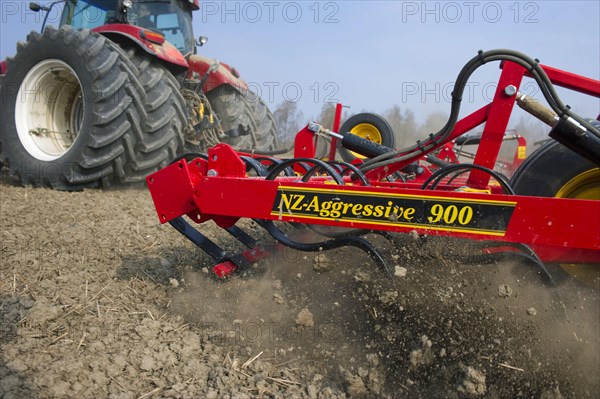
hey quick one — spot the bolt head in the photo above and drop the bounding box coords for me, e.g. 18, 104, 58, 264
504, 85, 517, 96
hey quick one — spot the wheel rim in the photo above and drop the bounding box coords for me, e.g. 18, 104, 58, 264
15, 59, 84, 161
348, 123, 383, 159
555, 168, 600, 286
555, 168, 600, 200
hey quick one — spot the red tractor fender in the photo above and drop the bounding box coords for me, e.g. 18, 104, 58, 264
187, 54, 248, 92
93, 24, 188, 70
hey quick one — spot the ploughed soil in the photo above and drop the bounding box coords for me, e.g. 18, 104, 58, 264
1, 172, 598, 398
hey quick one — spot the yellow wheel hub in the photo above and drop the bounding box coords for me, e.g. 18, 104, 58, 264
348, 123, 382, 159
555, 168, 600, 287
555, 168, 600, 200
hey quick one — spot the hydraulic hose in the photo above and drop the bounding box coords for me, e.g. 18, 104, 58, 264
359, 50, 600, 174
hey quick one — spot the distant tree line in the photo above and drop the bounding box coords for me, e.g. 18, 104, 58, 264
272, 101, 550, 153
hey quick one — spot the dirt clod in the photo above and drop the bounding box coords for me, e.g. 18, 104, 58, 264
340, 367, 367, 396
366, 353, 379, 367
539, 385, 564, 399
313, 253, 334, 273
458, 366, 486, 396
273, 293, 284, 304
394, 266, 408, 277
295, 308, 315, 327
409, 335, 434, 368
527, 307, 538, 316
26, 297, 61, 324
498, 284, 513, 298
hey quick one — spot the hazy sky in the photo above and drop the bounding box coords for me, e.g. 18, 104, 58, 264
1, 0, 599, 125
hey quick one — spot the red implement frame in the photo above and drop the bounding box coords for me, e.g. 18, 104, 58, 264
147, 61, 600, 272
437, 130, 527, 177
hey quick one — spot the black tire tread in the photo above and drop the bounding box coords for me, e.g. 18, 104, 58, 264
206, 85, 278, 151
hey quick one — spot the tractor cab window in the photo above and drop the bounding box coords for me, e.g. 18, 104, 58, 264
61, 0, 115, 30
128, 1, 194, 54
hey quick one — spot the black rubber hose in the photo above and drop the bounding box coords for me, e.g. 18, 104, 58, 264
426, 154, 453, 168
358, 49, 600, 174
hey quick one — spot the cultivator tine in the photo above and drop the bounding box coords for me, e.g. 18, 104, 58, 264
225, 226, 258, 248
224, 225, 280, 270
172, 213, 393, 277
255, 220, 394, 277
169, 217, 279, 278
240, 156, 268, 176
169, 217, 228, 262
169, 217, 255, 277
480, 242, 555, 285
448, 240, 556, 285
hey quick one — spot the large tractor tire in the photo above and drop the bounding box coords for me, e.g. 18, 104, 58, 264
0, 26, 186, 189
206, 84, 278, 152
511, 139, 600, 287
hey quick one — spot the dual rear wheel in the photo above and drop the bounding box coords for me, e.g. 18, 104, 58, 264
0, 26, 280, 189
0, 26, 185, 189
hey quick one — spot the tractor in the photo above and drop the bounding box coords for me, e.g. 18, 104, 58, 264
0, 0, 282, 190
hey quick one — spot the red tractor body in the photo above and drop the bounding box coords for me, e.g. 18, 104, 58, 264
93, 24, 189, 68
75, 0, 246, 91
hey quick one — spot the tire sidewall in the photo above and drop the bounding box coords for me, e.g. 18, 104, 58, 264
1, 29, 101, 185
510, 141, 596, 197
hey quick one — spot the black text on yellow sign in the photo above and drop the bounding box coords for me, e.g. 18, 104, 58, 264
271, 187, 516, 236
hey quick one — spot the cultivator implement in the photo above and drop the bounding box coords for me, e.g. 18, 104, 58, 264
147, 50, 600, 280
